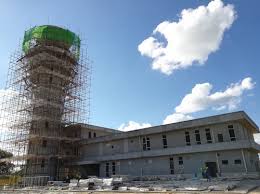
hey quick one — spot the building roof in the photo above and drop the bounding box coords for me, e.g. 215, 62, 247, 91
80, 111, 259, 145
79, 123, 121, 134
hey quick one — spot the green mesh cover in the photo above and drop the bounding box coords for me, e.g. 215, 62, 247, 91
22, 25, 81, 57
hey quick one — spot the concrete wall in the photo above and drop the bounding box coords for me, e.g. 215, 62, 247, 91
81, 128, 113, 139
81, 122, 251, 158
99, 149, 254, 177
78, 119, 260, 177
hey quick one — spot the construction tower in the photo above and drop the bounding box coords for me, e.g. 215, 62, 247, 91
0, 25, 90, 185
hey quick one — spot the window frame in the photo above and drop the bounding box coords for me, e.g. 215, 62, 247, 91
105, 162, 109, 177
228, 125, 236, 141
178, 156, 183, 165
222, 160, 229, 165
234, 159, 242, 165
162, 134, 168, 148
195, 130, 201, 144
169, 157, 174, 174
142, 136, 151, 151
185, 131, 191, 146
112, 162, 116, 175
218, 133, 224, 142
41, 159, 45, 168
205, 128, 212, 143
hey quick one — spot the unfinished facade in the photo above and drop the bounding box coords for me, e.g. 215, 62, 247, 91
75, 111, 260, 178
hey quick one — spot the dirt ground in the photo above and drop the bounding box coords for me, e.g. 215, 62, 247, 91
1, 179, 260, 194
1, 189, 260, 194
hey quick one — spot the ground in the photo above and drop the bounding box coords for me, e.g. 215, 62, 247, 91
1, 179, 260, 194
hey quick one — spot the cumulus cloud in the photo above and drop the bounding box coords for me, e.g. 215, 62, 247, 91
175, 77, 255, 114
118, 121, 152, 132
0, 88, 26, 144
118, 77, 255, 128
0, 89, 15, 143
254, 134, 260, 145
163, 113, 193, 125
138, 0, 236, 75
163, 77, 255, 124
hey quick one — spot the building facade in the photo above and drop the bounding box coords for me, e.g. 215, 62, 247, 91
73, 111, 260, 178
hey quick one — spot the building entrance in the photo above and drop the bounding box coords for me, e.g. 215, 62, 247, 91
205, 162, 217, 177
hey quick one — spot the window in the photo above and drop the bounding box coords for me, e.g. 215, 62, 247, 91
185, 131, 191, 146
205, 128, 212, 143
162, 135, 168, 148
105, 163, 109, 177
41, 159, 45, 168
228, 125, 236, 141
142, 137, 151, 151
49, 76, 53, 84
88, 131, 91, 138
45, 121, 49, 128
142, 138, 146, 150
94, 132, 96, 138
112, 162, 116, 175
178, 157, 183, 165
74, 147, 79, 156
234, 159, 242, 165
42, 140, 47, 147
146, 137, 151, 150
169, 157, 174, 174
222, 160, 228, 165
218, 134, 224, 142
195, 130, 201, 144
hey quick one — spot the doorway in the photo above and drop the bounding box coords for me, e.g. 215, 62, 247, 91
205, 162, 217, 177
79, 164, 100, 178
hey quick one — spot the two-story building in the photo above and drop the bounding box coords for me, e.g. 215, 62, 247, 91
73, 111, 260, 178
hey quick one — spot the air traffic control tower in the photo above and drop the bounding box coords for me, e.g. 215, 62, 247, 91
0, 25, 89, 183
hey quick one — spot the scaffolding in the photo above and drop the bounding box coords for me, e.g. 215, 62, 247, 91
0, 25, 91, 186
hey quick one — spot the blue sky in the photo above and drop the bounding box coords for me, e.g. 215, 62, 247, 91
0, 0, 259, 130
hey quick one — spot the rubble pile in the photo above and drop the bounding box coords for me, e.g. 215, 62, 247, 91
4, 176, 260, 193
54, 176, 243, 192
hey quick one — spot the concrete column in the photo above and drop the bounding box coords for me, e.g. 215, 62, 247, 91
139, 136, 142, 152
123, 139, 128, 153
117, 161, 121, 175
241, 149, 248, 173
99, 143, 103, 156
211, 127, 216, 143
215, 152, 221, 175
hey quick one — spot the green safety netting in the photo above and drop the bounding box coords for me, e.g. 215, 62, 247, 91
22, 25, 81, 58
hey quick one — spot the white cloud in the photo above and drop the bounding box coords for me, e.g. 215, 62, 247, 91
0, 89, 27, 144
138, 0, 236, 75
163, 77, 255, 124
163, 113, 193, 125
175, 77, 255, 114
0, 89, 19, 130
118, 78, 255, 128
254, 133, 260, 145
118, 121, 152, 132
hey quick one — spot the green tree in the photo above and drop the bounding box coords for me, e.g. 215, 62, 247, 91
0, 149, 14, 175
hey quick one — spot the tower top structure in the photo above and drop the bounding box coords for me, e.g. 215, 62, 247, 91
22, 25, 81, 56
